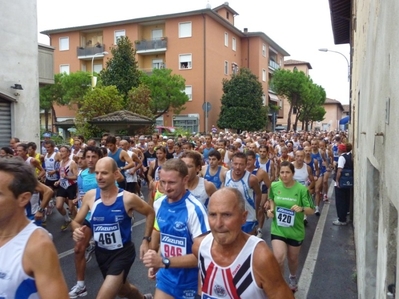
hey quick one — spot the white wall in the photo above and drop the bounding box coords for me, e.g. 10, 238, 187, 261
0, 0, 40, 145
352, 0, 399, 298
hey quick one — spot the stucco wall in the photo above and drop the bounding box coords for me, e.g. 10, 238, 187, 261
0, 0, 40, 144
352, 0, 399, 297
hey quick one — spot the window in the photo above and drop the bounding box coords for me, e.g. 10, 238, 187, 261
224, 32, 228, 47
262, 44, 266, 57
262, 69, 266, 82
179, 22, 192, 38
179, 54, 192, 69
232, 37, 236, 51
59, 64, 70, 74
114, 30, 125, 44
232, 63, 238, 75
185, 86, 192, 101
59, 37, 69, 51
152, 59, 164, 69
226, 11, 230, 19
93, 64, 103, 74
224, 61, 229, 75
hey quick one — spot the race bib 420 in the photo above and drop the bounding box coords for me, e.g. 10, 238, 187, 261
276, 207, 295, 227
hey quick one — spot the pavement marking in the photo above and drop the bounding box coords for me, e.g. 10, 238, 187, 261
57, 218, 147, 259
295, 182, 334, 299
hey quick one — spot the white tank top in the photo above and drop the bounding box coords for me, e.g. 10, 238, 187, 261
189, 177, 209, 208
125, 151, 138, 183
225, 170, 256, 222
44, 152, 58, 181
59, 159, 76, 189
293, 163, 309, 186
199, 234, 267, 299
0, 222, 41, 299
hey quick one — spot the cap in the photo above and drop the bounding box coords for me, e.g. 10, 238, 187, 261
338, 144, 346, 152
163, 136, 168, 140
139, 135, 145, 140
43, 133, 51, 138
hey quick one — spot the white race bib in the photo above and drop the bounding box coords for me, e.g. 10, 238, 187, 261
160, 233, 186, 257
93, 223, 123, 250
276, 207, 295, 227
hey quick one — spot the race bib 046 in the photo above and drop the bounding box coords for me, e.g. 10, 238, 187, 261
276, 207, 295, 227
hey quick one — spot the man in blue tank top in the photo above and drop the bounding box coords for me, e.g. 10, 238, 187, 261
72, 157, 155, 299
200, 150, 227, 189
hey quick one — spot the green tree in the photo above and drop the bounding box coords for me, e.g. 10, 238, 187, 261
298, 83, 326, 130
39, 73, 64, 131
75, 86, 124, 139
126, 84, 153, 118
61, 71, 91, 108
140, 68, 189, 119
218, 68, 268, 132
100, 36, 140, 100
270, 68, 310, 131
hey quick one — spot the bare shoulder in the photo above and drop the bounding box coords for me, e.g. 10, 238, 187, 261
24, 228, 55, 270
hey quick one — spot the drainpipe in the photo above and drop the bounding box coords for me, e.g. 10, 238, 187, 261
244, 28, 249, 68
203, 13, 207, 133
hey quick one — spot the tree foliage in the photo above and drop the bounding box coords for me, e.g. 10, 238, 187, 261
126, 84, 153, 118
75, 86, 124, 139
60, 71, 91, 108
140, 68, 189, 119
217, 68, 268, 132
270, 69, 326, 131
100, 36, 140, 99
39, 74, 64, 131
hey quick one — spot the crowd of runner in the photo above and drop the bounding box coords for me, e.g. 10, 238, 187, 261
0, 128, 351, 299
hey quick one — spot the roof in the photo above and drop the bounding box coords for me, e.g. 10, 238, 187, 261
284, 59, 312, 69
342, 104, 349, 112
324, 98, 344, 111
89, 110, 154, 124
328, 0, 351, 44
212, 3, 239, 16
41, 5, 289, 56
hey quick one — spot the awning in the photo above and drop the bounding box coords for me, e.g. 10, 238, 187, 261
269, 93, 279, 103
339, 116, 349, 125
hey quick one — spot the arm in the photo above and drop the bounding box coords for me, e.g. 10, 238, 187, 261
253, 242, 295, 299
200, 165, 207, 177
219, 167, 227, 188
120, 150, 135, 170
24, 229, 69, 299
258, 168, 271, 189
250, 175, 262, 215
34, 182, 53, 222
32, 159, 45, 179
147, 161, 155, 185
307, 166, 314, 186
204, 180, 217, 198
71, 190, 93, 231
128, 153, 143, 175
66, 160, 78, 180
125, 192, 155, 259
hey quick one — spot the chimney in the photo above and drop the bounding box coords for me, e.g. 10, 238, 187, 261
244, 28, 248, 33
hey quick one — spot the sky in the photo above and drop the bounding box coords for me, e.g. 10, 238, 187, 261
37, 0, 350, 105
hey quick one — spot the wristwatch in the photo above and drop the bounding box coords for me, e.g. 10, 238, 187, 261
162, 257, 171, 269
142, 236, 151, 242
38, 207, 46, 213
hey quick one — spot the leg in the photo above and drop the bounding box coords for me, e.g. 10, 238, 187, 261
56, 196, 67, 216
334, 187, 347, 223
287, 245, 302, 276
118, 279, 145, 299
74, 227, 92, 281
271, 239, 288, 275
154, 288, 174, 299
96, 272, 125, 299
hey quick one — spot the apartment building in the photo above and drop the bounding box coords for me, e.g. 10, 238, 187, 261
41, 3, 289, 133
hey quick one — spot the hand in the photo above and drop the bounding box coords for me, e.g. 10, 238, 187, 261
73, 225, 87, 242
139, 241, 149, 260
266, 209, 274, 218
34, 211, 43, 221
143, 249, 162, 268
291, 205, 303, 213
263, 200, 270, 210
54, 180, 60, 187
148, 267, 158, 280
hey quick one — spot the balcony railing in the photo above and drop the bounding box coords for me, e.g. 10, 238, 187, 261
77, 44, 106, 57
269, 60, 280, 70
135, 38, 167, 52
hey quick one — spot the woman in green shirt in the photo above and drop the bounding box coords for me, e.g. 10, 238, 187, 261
267, 161, 314, 293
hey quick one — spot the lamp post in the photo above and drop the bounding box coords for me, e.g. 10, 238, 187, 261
318, 48, 350, 82
91, 51, 108, 89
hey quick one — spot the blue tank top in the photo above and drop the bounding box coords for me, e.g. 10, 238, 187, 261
90, 188, 131, 250
311, 151, 325, 173
204, 166, 222, 189
306, 159, 316, 176
108, 148, 125, 168
202, 146, 214, 164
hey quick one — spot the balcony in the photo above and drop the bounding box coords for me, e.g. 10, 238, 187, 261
135, 38, 167, 55
77, 44, 106, 59
269, 60, 280, 70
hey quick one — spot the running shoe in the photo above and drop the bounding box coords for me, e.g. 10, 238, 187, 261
332, 219, 347, 226
143, 294, 153, 299
315, 206, 320, 216
323, 194, 329, 203
85, 243, 95, 263
46, 199, 55, 216
61, 220, 71, 231
289, 275, 298, 292
69, 284, 87, 298
256, 228, 263, 238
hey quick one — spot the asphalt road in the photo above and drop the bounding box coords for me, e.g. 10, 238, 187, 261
47, 185, 326, 299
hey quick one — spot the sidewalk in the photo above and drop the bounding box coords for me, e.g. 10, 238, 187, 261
296, 185, 358, 299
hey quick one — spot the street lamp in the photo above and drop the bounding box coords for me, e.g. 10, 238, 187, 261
91, 51, 108, 89
318, 48, 350, 81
